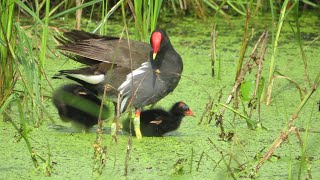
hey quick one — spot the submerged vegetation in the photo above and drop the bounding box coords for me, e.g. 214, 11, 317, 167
1, 0, 320, 179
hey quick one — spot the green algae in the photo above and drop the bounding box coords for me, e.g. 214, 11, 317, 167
1, 10, 320, 179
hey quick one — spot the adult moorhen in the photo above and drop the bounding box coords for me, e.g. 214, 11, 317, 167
123, 102, 194, 137
53, 29, 183, 138
52, 84, 110, 131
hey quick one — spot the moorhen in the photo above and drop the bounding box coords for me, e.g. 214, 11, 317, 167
52, 84, 110, 131
123, 102, 194, 137
53, 29, 183, 138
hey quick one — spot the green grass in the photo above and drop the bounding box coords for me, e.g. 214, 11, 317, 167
266, 0, 289, 104
130, 0, 163, 41
0, 0, 319, 178
0, 0, 16, 120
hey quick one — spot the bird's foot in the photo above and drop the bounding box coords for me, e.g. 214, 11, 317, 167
133, 111, 142, 139
111, 122, 118, 139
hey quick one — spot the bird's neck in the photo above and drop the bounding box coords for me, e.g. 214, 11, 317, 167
167, 112, 184, 129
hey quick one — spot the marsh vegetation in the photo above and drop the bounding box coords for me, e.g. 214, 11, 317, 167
1, 1, 320, 179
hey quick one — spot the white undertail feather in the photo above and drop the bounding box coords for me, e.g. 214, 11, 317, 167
68, 74, 105, 84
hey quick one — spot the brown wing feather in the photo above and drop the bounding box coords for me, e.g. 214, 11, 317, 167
56, 30, 151, 69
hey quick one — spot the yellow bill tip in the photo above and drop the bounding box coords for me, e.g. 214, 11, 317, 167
153, 52, 157, 60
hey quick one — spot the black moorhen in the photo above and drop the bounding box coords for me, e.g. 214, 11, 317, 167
53, 29, 183, 138
52, 84, 110, 131
123, 102, 194, 137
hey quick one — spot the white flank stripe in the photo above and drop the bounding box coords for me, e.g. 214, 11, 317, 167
69, 74, 105, 84
118, 62, 151, 93
120, 96, 129, 112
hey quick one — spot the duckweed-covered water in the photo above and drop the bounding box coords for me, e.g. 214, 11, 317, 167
1, 10, 320, 179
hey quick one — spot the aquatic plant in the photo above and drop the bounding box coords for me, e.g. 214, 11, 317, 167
0, 0, 16, 121
1, 0, 319, 179
0, 0, 56, 175
128, 0, 163, 41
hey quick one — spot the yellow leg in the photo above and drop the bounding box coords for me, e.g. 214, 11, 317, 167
111, 121, 117, 137
133, 110, 142, 139
111, 116, 121, 140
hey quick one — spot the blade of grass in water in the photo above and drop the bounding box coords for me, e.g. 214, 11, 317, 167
0, 94, 15, 115
203, 0, 229, 18
131, 0, 163, 41
293, 1, 310, 86
235, 8, 250, 80
226, 1, 246, 16
49, 0, 102, 20
14, 0, 45, 26
266, 0, 289, 105
0, 0, 16, 120
40, 0, 49, 67
134, 0, 143, 40
297, 102, 315, 179
151, 0, 163, 31
4, 1, 56, 174
98, 0, 108, 34
14, 24, 55, 123
93, 0, 123, 33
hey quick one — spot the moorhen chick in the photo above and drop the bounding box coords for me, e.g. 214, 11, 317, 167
53, 29, 183, 138
52, 84, 110, 131
123, 102, 194, 137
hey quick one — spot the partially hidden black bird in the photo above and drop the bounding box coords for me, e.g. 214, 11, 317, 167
52, 84, 110, 131
53, 29, 183, 138
122, 102, 194, 137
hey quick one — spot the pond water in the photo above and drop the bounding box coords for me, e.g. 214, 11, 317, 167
1, 10, 320, 179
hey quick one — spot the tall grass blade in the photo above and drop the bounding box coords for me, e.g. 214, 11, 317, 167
151, 0, 163, 31
235, 9, 250, 80
130, 0, 163, 41
266, 0, 289, 105
93, 0, 123, 33
14, 0, 45, 25
0, 0, 16, 120
14, 24, 55, 123
40, 0, 49, 67
226, 1, 246, 16
293, 1, 310, 86
49, 0, 102, 20
203, 0, 229, 18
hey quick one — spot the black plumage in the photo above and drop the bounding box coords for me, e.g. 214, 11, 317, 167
53, 29, 182, 112
123, 102, 194, 137
52, 84, 110, 130
53, 29, 183, 138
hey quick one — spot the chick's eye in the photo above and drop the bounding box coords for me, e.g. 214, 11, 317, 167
181, 105, 189, 111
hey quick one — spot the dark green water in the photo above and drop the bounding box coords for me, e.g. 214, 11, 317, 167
1, 11, 320, 179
